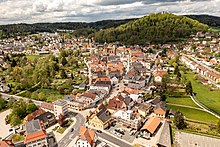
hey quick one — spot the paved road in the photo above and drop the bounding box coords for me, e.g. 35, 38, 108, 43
95, 130, 132, 147
0, 92, 42, 106
57, 112, 85, 147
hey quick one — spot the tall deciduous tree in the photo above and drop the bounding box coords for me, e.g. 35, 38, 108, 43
174, 111, 186, 129
185, 81, 193, 95
58, 114, 65, 127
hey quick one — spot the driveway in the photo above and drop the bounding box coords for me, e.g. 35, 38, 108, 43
0, 109, 12, 139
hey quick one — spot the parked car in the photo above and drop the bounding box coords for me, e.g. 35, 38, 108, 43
96, 130, 102, 133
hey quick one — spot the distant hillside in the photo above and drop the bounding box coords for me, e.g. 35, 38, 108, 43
186, 15, 220, 28
94, 13, 209, 45
0, 19, 135, 38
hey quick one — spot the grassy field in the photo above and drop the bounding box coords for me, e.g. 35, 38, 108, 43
209, 27, 220, 32
26, 55, 41, 59
185, 72, 220, 114
167, 96, 199, 108
167, 105, 219, 123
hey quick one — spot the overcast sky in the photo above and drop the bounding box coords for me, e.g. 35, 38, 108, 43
0, 0, 220, 25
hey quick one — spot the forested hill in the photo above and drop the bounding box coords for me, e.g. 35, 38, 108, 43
94, 13, 209, 45
0, 19, 135, 38
186, 15, 220, 28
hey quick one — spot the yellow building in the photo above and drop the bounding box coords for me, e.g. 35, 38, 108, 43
89, 107, 112, 130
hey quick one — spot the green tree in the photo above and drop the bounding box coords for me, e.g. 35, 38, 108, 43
174, 65, 179, 75
174, 111, 186, 129
185, 81, 193, 95
0, 97, 7, 110
216, 120, 220, 133
61, 57, 67, 66
60, 69, 67, 79
26, 103, 38, 114
160, 94, 167, 101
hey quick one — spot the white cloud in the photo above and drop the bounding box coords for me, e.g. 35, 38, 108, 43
0, 0, 220, 24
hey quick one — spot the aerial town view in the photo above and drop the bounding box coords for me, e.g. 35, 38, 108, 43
1, 0, 220, 147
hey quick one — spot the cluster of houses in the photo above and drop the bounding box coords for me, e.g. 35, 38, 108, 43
181, 55, 220, 85
70, 46, 171, 147
0, 100, 68, 147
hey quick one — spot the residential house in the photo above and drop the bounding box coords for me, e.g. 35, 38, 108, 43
107, 98, 126, 113
75, 126, 97, 147
35, 112, 56, 128
24, 109, 46, 122
0, 139, 14, 147
113, 109, 142, 130
90, 77, 112, 95
64, 95, 84, 111
24, 119, 49, 147
40, 102, 54, 114
153, 102, 167, 119
79, 91, 101, 107
140, 117, 161, 137
89, 104, 112, 129
154, 71, 166, 82
135, 103, 153, 117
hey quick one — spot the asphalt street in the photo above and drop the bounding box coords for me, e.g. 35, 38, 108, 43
57, 112, 85, 147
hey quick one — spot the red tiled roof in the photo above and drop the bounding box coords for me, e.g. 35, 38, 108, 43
141, 117, 161, 134
81, 92, 97, 100
207, 71, 220, 79
155, 71, 166, 78
24, 131, 47, 144
79, 126, 96, 146
154, 107, 166, 115
0, 140, 14, 147
108, 99, 124, 110
41, 102, 54, 111
24, 109, 46, 122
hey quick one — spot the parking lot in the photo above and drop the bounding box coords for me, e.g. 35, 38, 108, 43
106, 123, 136, 143
175, 131, 220, 147
0, 109, 12, 139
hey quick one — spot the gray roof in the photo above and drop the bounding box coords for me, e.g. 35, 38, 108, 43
96, 107, 111, 123
54, 100, 67, 106
157, 121, 171, 147
25, 119, 42, 134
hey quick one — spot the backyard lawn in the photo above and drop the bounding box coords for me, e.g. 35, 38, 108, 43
167, 105, 219, 123
185, 72, 220, 114
167, 96, 199, 108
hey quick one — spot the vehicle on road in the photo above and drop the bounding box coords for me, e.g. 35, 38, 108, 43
96, 130, 102, 133
9, 128, 13, 132
71, 128, 74, 132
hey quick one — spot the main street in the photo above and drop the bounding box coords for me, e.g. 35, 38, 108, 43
57, 112, 85, 147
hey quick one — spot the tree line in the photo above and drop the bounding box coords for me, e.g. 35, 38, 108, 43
94, 13, 209, 45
